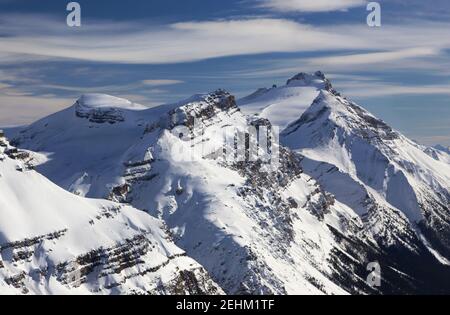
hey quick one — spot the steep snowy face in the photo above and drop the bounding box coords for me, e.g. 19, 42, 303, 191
238, 71, 335, 130
0, 136, 221, 295
282, 90, 450, 262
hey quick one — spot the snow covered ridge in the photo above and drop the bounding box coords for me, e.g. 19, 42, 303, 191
5, 72, 450, 294
0, 136, 222, 294
149, 90, 282, 168
239, 73, 450, 291
279, 88, 450, 263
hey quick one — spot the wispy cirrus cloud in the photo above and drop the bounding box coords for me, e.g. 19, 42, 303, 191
0, 16, 364, 64
141, 79, 183, 86
223, 47, 448, 80
2, 14, 450, 65
308, 47, 440, 67
337, 81, 450, 98
255, 0, 366, 12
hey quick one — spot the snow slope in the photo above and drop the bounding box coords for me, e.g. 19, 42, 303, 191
238, 71, 334, 130
237, 72, 450, 264
0, 135, 221, 295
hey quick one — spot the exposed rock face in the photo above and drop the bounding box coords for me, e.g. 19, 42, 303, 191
1, 229, 221, 295
167, 89, 237, 130
0, 136, 35, 170
75, 104, 125, 124
75, 100, 125, 124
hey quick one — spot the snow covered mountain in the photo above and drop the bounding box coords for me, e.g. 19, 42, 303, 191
10, 91, 353, 294
280, 88, 450, 262
241, 72, 450, 267
0, 134, 221, 295
6, 73, 450, 294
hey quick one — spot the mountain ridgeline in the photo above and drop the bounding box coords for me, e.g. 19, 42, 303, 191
3, 72, 450, 294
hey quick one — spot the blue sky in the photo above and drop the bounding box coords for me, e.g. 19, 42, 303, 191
0, 0, 450, 145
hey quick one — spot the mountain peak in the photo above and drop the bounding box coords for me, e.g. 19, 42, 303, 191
76, 94, 145, 110
282, 89, 399, 146
286, 71, 333, 90
165, 89, 237, 129
197, 89, 236, 110
74, 94, 146, 124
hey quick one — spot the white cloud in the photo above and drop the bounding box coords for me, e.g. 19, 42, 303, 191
35, 81, 181, 93
0, 17, 362, 64
224, 43, 450, 80
2, 0, 450, 75
141, 79, 183, 86
2, 15, 450, 66
256, 0, 366, 12
336, 81, 450, 98
308, 47, 440, 66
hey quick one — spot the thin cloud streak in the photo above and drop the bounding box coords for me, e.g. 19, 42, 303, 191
255, 0, 366, 12
337, 81, 450, 98
2, 15, 450, 65
141, 79, 184, 86
308, 48, 440, 66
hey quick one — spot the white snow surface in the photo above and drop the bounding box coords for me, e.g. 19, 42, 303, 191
77, 94, 147, 110
238, 72, 328, 130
